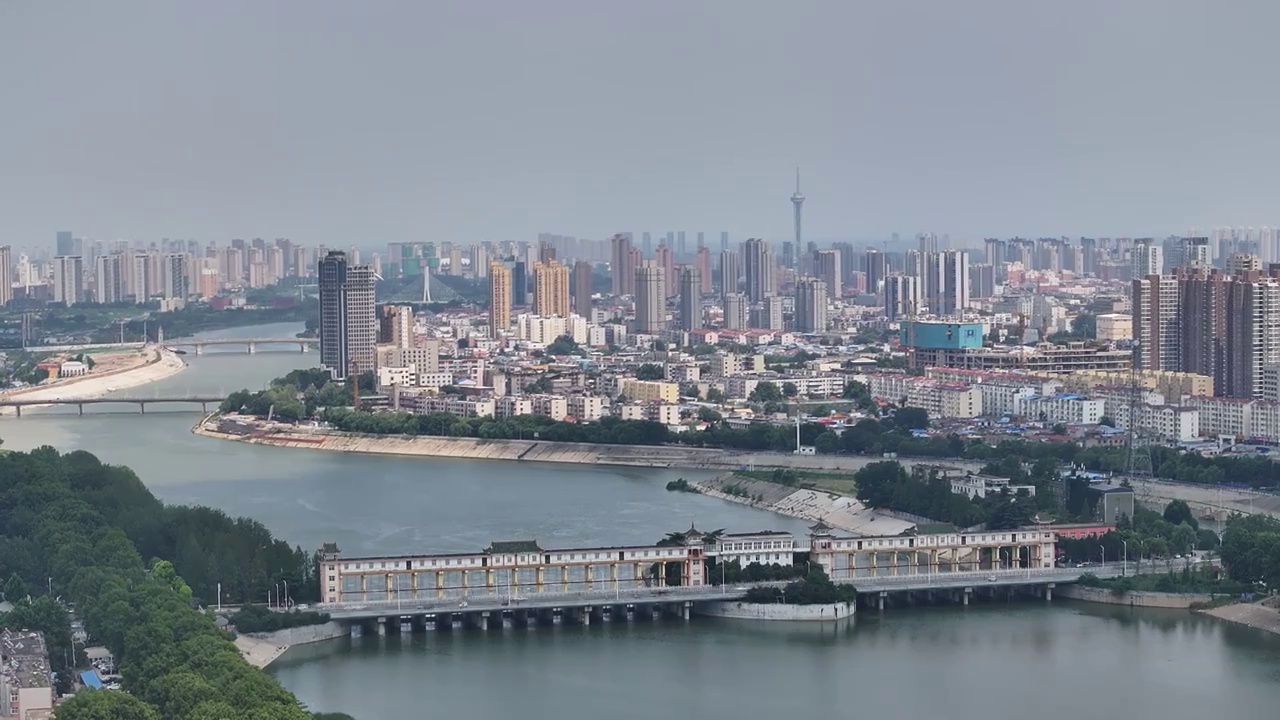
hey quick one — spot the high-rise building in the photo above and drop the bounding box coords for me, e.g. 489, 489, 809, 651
883, 274, 922, 321
95, 254, 125, 304
924, 250, 969, 317
610, 234, 635, 296
794, 277, 828, 333
378, 304, 415, 348
655, 244, 676, 298
572, 260, 593, 316
318, 251, 377, 380
815, 249, 842, 300
56, 230, 76, 257
720, 231, 729, 253
472, 244, 489, 279
489, 261, 512, 334
533, 260, 571, 317
863, 248, 886, 295
742, 238, 773, 302
537, 240, 556, 264
164, 254, 189, 300
677, 267, 701, 332
512, 261, 529, 307
694, 246, 713, 298
969, 263, 996, 300
752, 295, 784, 331
1186, 237, 1211, 270
918, 233, 939, 254
1143, 268, 1280, 399
53, 256, 84, 305
1133, 274, 1182, 372
718, 250, 740, 299
1227, 253, 1262, 275
0, 246, 11, 307
1133, 240, 1162, 278
723, 293, 747, 330
634, 265, 666, 334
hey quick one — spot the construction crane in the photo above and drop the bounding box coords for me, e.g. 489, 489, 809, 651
349, 360, 361, 410
1014, 312, 1028, 372
1124, 340, 1154, 504
906, 300, 919, 371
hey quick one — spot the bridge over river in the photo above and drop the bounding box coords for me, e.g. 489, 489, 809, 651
0, 395, 224, 416
24, 338, 316, 354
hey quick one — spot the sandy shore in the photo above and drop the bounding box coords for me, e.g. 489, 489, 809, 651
0, 346, 187, 415
1203, 597, 1280, 636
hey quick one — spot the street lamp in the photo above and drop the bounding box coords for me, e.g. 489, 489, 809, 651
1121, 540, 1128, 577
1099, 545, 1105, 568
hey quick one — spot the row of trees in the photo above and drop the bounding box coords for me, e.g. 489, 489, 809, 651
851, 461, 1044, 529
0, 444, 344, 719
222, 368, 375, 423
1055, 504, 1218, 565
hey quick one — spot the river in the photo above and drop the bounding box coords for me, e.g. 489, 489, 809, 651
1, 322, 1278, 720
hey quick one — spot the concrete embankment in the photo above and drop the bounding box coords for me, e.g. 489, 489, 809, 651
696, 601, 854, 621
1055, 585, 1222, 608
192, 415, 980, 474
235, 621, 348, 668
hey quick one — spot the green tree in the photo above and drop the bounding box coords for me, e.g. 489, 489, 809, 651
3, 573, 26, 601
814, 431, 840, 454
1098, 415, 1115, 427
546, 335, 583, 356
749, 382, 782, 403
1163, 500, 1199, 530
705, 387, 726, 404
52, 690, 161, 720
894, 406, 930, 430
635, 364, 666, 381
781, 381, 798, 397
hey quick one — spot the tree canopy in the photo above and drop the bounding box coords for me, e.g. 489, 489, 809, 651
0, 446, 331, 719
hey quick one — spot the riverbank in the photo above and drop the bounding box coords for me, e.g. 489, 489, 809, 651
235, 621, 348, 668
191, 414, 981, 474
1203, 597, 1280, 636
686, 473, 916, 535
0, 346, 187, 415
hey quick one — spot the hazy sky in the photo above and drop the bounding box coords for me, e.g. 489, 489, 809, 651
4, 1, 1279, 249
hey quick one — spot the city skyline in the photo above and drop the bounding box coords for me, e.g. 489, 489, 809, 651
7, 2, 1280, 246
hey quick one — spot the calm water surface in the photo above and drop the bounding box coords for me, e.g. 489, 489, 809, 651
3, 323, 1279, 720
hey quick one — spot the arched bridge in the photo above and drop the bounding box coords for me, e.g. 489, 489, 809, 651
0, 396, 224, 416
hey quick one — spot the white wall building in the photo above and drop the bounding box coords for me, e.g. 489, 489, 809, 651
950, 474, 1037, 500
567, 395, 605, 421
1012, 393, 1105, 425
416, 396, 496, 418
707, 531, 795, 567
